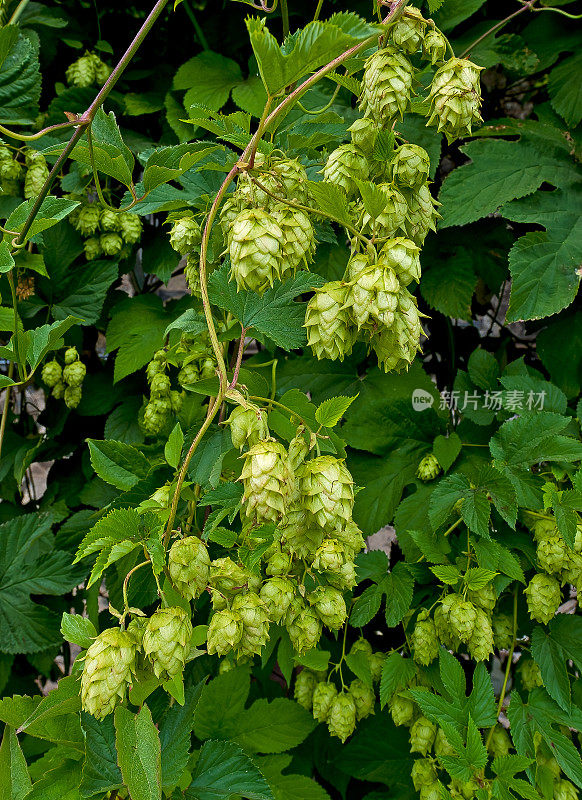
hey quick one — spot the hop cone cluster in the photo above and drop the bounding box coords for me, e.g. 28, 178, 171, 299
70, 192, 142, 261
42, 346, 86, 409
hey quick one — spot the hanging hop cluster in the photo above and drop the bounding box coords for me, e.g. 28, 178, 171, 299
80, 606, 192, 718
141, 349, 184, 437
0, 146, 49, 198
66, 51, 111, 88
41, 346, 87, 409
219, 153, 315, 295
69, 194, 142, 261
175, 331, 217, 390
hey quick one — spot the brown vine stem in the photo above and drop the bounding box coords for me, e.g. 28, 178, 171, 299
459, 0, 537, 59
230, 327, 247, 389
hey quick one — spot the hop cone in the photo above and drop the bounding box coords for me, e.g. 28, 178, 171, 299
100, 233, 123, 256
143, 399, 171, 435
206, 609, 243, 656
348, 117, 380, 153
427, 58, 484, 143
488, 725, 511, 758
52, 382, 66, 400
391, 144, 430, 189
260, 577, 296, 623
492, 613, 514, 651
411, 610, 439, 665
80, 628, 136, 719
254, 155, 311, 206
240, 439, 293, 523
525, 573, 561, 624
84, 237, 102, 261
423, 28, 448, 65
273, 205, 315, 273
168, 536, 210, 600
287, 606, 322, 654
563, 552, 582, 595
537, 534, 569, 573
66, 54, 96, 87
378, 237, 421, 288
209, 557, 251, 597
467, 607, 494, 661
266, 550, 292, 576
169, 217, 201, 255
335, 521, 366, 561
100, 208, 120, 232
416, 454, 441, 481
301, 455, 354, 530
42, 360, 62, 388
280, 508, 324, 560
369, 651, 386, 684
390, 7, 427, 54
24, 156, 49, 199
468, 582, 496, 612
64, 385, 82, 409
309, 586, 347, 630
372, 290, 424, 372
327, 561, 357, 591
360, 47, 414, 126
323, 144, 369, 198
412, 759, 438, 791
434, 594, 461, 648
63, 360, 86, 388
89, 53, 111, 85
360, 183, 408, 240
226, 404, 269, 450
294, 669, 318, 711
232, 592, 270, 656
519, 658, 543, 691
555, 780, 579, 800
143, 607, 192, 680
346, 257, 400, 330
389, 692, 416, 726
305, 281, 356, 361
229, 208, 284, 294
448, 595, 477, 643
349, 678, 375, 720
327, 693, 356, 742
410, 715, 437, 756
312, 539, 346, 573
402, 183, 441, 246
75, 204, 101, 236
119, 212, 142, 244
312, 681, 337, 722
434, 727, 457, 758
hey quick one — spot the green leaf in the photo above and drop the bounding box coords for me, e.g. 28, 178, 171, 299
0, 241, 15, 274
315, 395, 357, 428
52, 259, 119, 326
379, 652, 416, 708
87, 439, 150, 491
531, 625, 571, 712
231, 698, 317, 754
0, 27, 41, 125
350, 583, 382, 627
6, 197, 80, 244
307, 180, 353, 229
186, 739, 274, 800
548, 52, 582, 127
21, 759, 82, 800
17, 675, 81, 732
420, 253, 477, 320
143, 143, 220, 194
430, 565, 462, 586
114, 705, 162, 800
193, 666, 250, 741
159, 681, 204, 790
433, 0, 487, 32
382, 562, 414, 627
0, 695, 82, 749
208, 264, 325, 350
257, 755, 331, 800
433, 433, 462, 473
75, 507, 141, 561
345, 650, 372, 687
537, 313, 582, 400
25, 316, 79, 371
174, 51, 242, 111
79, 712, 123, 798
165, 423, 184, 469
0, 726, 31, 800
106, 295, 169, 383
60, 612, 97, 649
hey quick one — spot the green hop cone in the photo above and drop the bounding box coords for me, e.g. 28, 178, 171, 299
411, 610, 439, 666
402, 183, 441, 246
555, 779, 580, 800
294, 669, 318, 711
309, 586, 347, 630
63, 360, 86, 388
312, 681, 338, 722
359, 183, 408, 240
184, 253, 202, 298
0, 155, 22, 181
265, 550, 292, 576
322, 144, 369, 197
84, 236, 103, 261
287, 429, 310, 472
525, 573, 561, 624
229, 208, 284, 294
346, 256, 400, 330
389, 692, 416, 726
206, 609, 243, 656
240, 439, 293, 523
360, 47, 415, 126
450, 778, 480, 799
143, 399, 171, 435
468, 582, 496, 612
100, 232, 123, 256
226, 404, 269, 450
266, 155, 311, 205
64, 385, 82, 409
287, 606, 322, 654
467, 607, 494, 661
118, 212, 142, 244
64, 347, 78, 365
327, 693, 357, 742
334, 521, 366, 561
168, 536, 211, 600
259, 577, 295, 623
369, 652, 386, 684
448, 595, 477, 643
280, 508, 324, 560
301, 455, 354, 530
169, 216, 201, 255
372, 290, 425, 373
532, 516, 557, 541
488, 725, 511, 758
232, 592, 270, 657
519, 658, 543, 691
312, 539, 346, 573
80, 627, 136, 719
99, 208, 120, 232
391, 144, 430, 189
390, 6, 427, 53
423, 28, 448, 65
410, 715, 437, 756
273, 205, 315, 274
492, 613, 514, 651
379, 237, 421, 286
327, 561, 357, 591
209, 557, 251, 597
434, 727, 457, 757
143, 606, 192, 680
24, 157, 49, 199
416, 453, 441, 481
349, 678, 375, 721
52, 381, 66, 400
412, 758, 438, 791
305, 281, 357, 362
41, 359, 62, 388
563, 552, 582, 596
426, 58, 484, 143
434, 595, 461, 648
66, 53, 96, 87
348, 117, 380, 154
89, 53, 111, 85
74, 204, 101, 236
177, 362, 198, 387
537, 534, 569, 573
